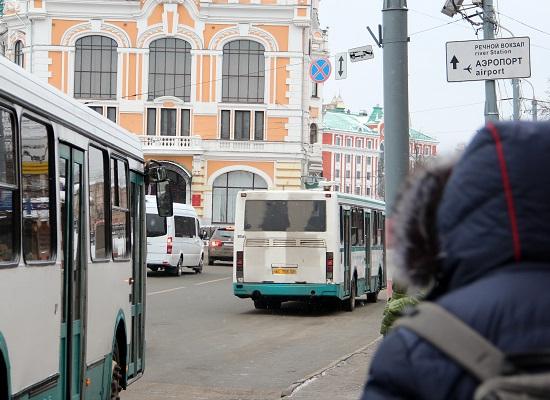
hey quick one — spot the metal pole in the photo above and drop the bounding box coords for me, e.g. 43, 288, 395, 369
512, 78, 520, 120
532, 99, 538, 121
382, 0, 409, 294
483, 0, 499, 122
382, 0, 409, 216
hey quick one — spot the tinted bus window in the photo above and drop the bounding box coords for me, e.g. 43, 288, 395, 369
0, 108, 17, 263
111, 158, 130, 259
21, 116, 54, 262
244, 200, 326, 232
146, 214, 166, 237
89, 146, 108, 260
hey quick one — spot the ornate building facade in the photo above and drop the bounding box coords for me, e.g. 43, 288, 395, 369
322, 97, 439, 199
0, 0, 327, 224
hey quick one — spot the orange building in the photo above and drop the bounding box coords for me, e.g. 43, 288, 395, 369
0, 0, 327, 224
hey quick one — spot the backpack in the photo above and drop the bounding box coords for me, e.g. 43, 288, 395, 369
394, 302, 550, 400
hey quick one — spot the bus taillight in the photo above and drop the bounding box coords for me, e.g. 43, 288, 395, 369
167, 236, 173, 254
236, 251, 244, 282
326, 252, 334, 281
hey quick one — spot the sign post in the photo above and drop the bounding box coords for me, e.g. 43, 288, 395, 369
335, 52, 347, 80
446, 37, 531, 82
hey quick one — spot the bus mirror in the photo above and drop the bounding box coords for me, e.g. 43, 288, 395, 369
146, 165, 167, 183
155, 180, 173, 217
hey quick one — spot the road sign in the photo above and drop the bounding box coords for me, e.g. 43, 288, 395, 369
348, 45, 374, 63
446, 37, 530, 82
335, 52, 347, 80
309, 58, 332, 83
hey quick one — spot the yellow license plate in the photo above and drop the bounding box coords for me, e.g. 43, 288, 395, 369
272, 267, 297, 275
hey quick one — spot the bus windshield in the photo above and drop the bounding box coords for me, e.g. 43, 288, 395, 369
244, 200, 326, 232
146, 213, 167, 237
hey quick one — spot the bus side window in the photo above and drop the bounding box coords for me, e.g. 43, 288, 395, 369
89, 146, 109, 260
372, 211, 378, 245
358, 209, 365, 246
0, 106, 18, 264
381, 214, 385, 245
111, 158, 130, 260
351, 208, 358, 246
339, 206, 344, 244
21, 115, 56, 263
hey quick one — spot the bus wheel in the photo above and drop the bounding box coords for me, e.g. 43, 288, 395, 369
253, 299, 268, 310
366, 275, 382, 303
111, 341, 123, 400
343, 279, 356, 312
0, 355, 8, 400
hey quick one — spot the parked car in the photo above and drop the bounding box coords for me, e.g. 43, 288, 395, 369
146, 196, 204, 275
208, 227, 234, 264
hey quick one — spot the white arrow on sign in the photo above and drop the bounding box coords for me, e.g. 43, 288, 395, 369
335, 52, 347, 80
348, 45, 374, 63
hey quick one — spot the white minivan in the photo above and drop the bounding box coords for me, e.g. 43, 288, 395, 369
146, 195, 204, 275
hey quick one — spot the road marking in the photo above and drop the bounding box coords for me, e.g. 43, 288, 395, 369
194, 277, 231, 286
148, 286, 186, 296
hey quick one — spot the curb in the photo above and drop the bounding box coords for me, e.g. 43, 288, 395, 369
280, 336, 383, 398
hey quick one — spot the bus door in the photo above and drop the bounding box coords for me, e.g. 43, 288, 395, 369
128, 172, 145, 379
59, 144, 85, 400
365, 211, 372, 290
343, 208, 352, 296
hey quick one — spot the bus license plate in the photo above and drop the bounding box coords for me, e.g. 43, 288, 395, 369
272, 266, 297, 275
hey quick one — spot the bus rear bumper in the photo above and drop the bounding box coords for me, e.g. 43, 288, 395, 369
233, 283, 344, 300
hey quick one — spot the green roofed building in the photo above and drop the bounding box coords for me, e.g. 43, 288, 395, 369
322, 97, 438, 199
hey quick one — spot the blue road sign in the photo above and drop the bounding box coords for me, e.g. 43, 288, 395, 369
309, 58, 332, 83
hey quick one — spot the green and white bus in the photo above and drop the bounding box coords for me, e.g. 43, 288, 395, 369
233, 189, 386, 311
0, 56, 170, 399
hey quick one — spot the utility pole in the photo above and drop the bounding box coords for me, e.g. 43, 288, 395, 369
483, 0, 499, 122
382, 0, 409, 216
512, 78, 520, 120
382, 0, 409, 294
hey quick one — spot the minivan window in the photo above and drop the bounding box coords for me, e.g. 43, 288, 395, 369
146, 213, 166, 237
175, 216, 196, 238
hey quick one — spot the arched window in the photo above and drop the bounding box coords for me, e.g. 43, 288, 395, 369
212, 171, 267, 224
147, 163, 190, 204
310, 123, 318, 144
148, 38, 192, 101
222, 40, 265, 104
74, 35, 118, 99
14, 41, 24, 67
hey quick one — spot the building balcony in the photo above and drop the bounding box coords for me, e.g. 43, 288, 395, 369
139, 135, 321, 160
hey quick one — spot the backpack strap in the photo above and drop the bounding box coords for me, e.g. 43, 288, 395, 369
394, 302, 506, 381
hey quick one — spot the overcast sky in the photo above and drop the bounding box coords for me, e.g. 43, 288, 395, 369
318, 0, 549, 154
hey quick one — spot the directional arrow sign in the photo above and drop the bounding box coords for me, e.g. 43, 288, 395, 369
450, 55, 459, 70
446, 37, 531, 82
348, 45, 374, 63
335, 52, 347, 80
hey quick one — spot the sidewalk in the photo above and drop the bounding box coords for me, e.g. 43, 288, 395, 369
283, 337, 381, 400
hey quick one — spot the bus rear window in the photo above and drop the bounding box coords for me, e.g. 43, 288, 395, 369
244, 200, 326, 232
146, 213, 167, 237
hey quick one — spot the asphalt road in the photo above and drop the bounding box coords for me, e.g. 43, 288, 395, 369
125, 262, 385, 400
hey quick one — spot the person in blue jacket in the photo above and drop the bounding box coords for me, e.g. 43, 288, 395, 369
362, 121, 550, 399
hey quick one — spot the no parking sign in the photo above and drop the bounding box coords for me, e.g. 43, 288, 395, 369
309, 58, 332, 83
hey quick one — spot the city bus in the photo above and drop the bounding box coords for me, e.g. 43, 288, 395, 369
232, 189, 386, 311
0, 56, 171, 399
